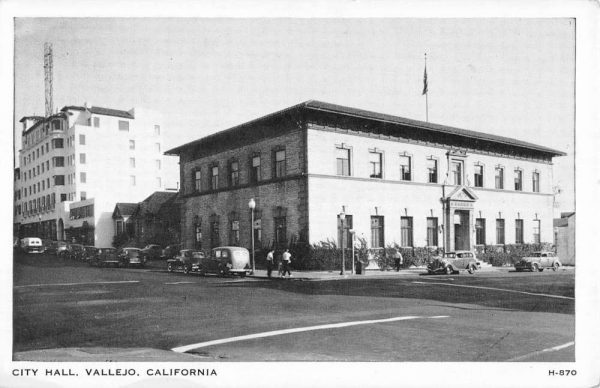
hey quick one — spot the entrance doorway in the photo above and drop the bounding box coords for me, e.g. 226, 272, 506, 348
454, 210, 470, 250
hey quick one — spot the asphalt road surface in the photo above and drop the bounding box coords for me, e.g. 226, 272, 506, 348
13, 252, 574, 362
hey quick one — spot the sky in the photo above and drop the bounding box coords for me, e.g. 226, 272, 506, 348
13, 18, 575, 211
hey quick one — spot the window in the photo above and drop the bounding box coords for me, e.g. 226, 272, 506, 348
229, 161, 239, 186
496, 219, 505, 244
118, 120, 129, 131
515, 219, 524, 244
274, 216, 287, 247
274, 149, 286, 178
52, 138, 64, 149
426, 217, 438, 246
475, 218, 486, 245
42, 163, 45, 173
336, 147, 351, 176
253, 217, 262, 245
210, 216, 220, 248
130, 175, 136, 186
251, 155, 261, 183
229, 219, 240, 245
60, 193, 67, 202
338, 214, 354, 249
46, 161, 49, 170
155, 143, 161, 153
194, 170, 201, 192
427, 159, 438, 183
370, 216, 384, 248
52, 120, 61, 130
79, 134, 86, 145
46, 143, 49, 153
80, 153, 86, 164
156, 177, 161, 188
93, 117, 100, 127
533, 220, 541, 244
194, 218, 202, 249
474, 165, 484, 187
129, 157, 136, 168
42, 180, 45, 190
369, 151, 382, 178
451, 160, 463, 185
211, 166, 219, 190
532, 172, 540, 193
80, 172, 87, 183
156, 160, 161, 170
81, 191, 87, 201
54, 175, 65, 186
129, 140, 135, 150
154, 125, 160, 135
514, 169, 522, 191
400, 217, 413, 246
399, 155, 411, 181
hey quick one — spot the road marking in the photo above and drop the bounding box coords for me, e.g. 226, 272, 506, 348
164, 281, 196, 285
412, 281, 574, 300
172, 315, 449, 353
505, 341, 575, 361
15, 280, 139, 288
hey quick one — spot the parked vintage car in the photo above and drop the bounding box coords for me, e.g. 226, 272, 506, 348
161, 244, 182, 260
427, 251, 479, 275
20, 237, 44, 253
82, 246, 99, 262
167, 250, 205, 274
514, 251, 561, 272
67, 244, 86, 261
43, 240, 58, 255
89, 248, 120, 267
55, 241, 70, 257
141, 244, 163, 260
197, 246, 251, 277
118, 247, 146, 267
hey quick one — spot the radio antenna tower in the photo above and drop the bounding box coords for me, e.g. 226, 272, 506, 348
44, 42, 54, 117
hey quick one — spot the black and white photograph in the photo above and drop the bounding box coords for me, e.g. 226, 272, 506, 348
2, 1, 599, 387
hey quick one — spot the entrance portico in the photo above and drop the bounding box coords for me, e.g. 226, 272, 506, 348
442, 186, 478, 252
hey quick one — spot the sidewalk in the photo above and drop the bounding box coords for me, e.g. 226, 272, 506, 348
248, 267, 428, 281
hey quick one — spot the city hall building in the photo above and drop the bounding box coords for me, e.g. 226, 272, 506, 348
166, 100, 564, 253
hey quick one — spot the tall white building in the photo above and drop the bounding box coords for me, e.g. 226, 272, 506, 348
14, 104, 167, 247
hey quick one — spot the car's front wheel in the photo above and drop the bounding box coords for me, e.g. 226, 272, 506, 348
467, 264, 476, 274
167, 263, 173, 272
183, 265, 190, 275
532, 263, 539, 272
445, 266, 453, 275
553, 262, 560, 271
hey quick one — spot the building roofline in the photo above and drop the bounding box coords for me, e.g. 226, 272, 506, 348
165, 100, 566, 157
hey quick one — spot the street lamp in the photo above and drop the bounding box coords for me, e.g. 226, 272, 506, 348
349, 229, 356, 275
339, 211, 346, 275
248, 198, 256, 275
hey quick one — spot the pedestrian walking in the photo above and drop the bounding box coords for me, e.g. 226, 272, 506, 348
281, 249, 292, 277
266, 249, 275, 278
393, 248, 403, 271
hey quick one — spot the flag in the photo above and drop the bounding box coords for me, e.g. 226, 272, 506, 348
422, 65, 428, 95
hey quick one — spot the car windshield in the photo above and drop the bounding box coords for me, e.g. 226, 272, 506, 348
531, 252, 542, 257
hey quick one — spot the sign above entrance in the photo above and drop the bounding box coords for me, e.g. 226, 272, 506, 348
450, 200, 474, 209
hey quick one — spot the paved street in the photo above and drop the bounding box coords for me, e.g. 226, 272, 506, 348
13, 252, 574, 362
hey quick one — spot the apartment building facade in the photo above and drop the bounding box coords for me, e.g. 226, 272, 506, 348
14, 104, 166, 247
167, 101, 565, 253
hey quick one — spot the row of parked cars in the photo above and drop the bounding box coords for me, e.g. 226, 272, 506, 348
426, 250, 562, 274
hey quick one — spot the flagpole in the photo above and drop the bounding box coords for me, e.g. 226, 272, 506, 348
424, 53, 429, 122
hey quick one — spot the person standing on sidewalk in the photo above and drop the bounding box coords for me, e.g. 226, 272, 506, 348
281, 249, 292, 278
393, 249, 403, 271
266, 249, 275, 278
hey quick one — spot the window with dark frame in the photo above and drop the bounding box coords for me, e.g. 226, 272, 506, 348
370, 216, 384, 248
229, 161, 239, 186
230, 218, 240, 245
495, 167, 504, 189
532, 172, 540, 193
515, 219, 524, 244
475, 218, 486, 245
474, 165, 484, 187
210, 217, 220, 248
533, 220, 541, 244
251, 155, 261, 183
514, 169, 523, 191
426, 217, 438, 246
274, 149, 286, 178
399, 155, 411, 181
496, 219, 505, 244
194, 170, 201, 192
336, 147, 351, 176
118, 120, 129, 131
93, 117, 100, 127
400, 216, 413, 247
337, 214, 353, 249
274, 216, 287, 247
451, 160, 463, 185
427, 159, 438, 183
211, 165, 219, 190
369, 151, 382, 179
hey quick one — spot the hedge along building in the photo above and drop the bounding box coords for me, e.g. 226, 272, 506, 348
166, 100, 565, 255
